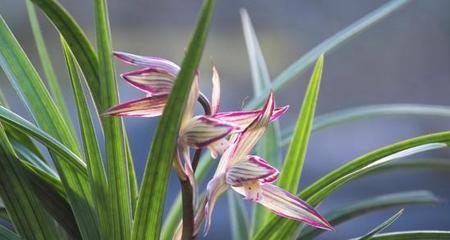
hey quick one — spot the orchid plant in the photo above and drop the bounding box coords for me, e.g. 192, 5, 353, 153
0, 0, 449, 240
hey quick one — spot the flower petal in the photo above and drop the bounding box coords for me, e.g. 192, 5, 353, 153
181, 77, 200, 129
213, 93, 276, 176
233, 184, 333, 231
113, 51, 180, 75
213, 105, 288, 130
181, 116, 240, 148
208, 138, 230, 159
211, 66, 220, 114
225, 155, 279, 186
204, 175, 229, 234
102, 95, 167, 117
121, 67, 175, 95
228, 92, 275, 164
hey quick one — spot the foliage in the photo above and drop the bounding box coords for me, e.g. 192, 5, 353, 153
0, 0, 448, 239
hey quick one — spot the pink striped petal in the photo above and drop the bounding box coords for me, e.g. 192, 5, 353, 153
228, 93, 275, 164
213, 105, 288, 130
180, 77, 200, 129
205, 175, 228, 234
225, 155, 279, 186
181, 116, 240, 148
211, 66, 220, 114
102, 95, 167, 117
208, 138, 230, 159
113, 51, 180, 76
213, 93, 276, 177
121, 67, 175, 95
232, 184, 333, 231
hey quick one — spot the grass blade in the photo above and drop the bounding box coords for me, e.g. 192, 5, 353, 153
227, 192, 250, 240
94, 0, 132, 238
25, 1, 73, 131
282, 104, 450, 146
0, 15, 100, 238
132, 0, 215, 238
29, 0, 102, 110
277, 55, 323, 193
0, 124, 59, 239
241, 8, 281, 234
254, 132, 450, 239
0, 106, 86, 172
245, 0, 410, 109
357, 209, 404, 240
0, 225, 20, 240
62, 40, 109, 239
301, 191, 440, 240
368, 231, 450, 239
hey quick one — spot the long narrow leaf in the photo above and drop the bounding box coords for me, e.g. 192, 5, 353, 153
132, 0, 215, 238
277, 55, 323, 193
245, 0, 409, 110
368, 231, 450, 239
0, 107, 86, 172
63, 41, 109, 239
358, 209, 404, 240
25, 1, 73, 130
0, 225, 20, 240
0, 15, 100, 239
227, 192, 250, 240
28, 0, 101, 109
254, 132, 450, 239
0, 124, 59, 239
301, 191, 441, 240
94, 0, 132, 238
282, 104, 450, 146
240, 8, 281, 234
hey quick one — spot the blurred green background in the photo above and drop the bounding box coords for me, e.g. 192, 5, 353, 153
1, 0, 450, 239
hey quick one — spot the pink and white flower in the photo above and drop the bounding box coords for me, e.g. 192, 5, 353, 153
203, 93, 333, 234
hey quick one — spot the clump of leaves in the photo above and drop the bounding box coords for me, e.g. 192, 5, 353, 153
0, 0, 449, 239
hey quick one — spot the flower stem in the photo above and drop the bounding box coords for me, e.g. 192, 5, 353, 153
180, 177, 195, 240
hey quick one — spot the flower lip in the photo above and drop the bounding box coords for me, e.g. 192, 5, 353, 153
225, 155, 279, 186
181, 115, 241, 148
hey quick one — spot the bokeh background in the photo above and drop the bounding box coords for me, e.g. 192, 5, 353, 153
1, 0, 450, 239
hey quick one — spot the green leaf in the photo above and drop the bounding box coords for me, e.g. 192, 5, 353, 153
240, 9, 271, 96
19, 160, 81, 238
245, 0, 410, 110
0, 107, 86, 172
0, 124, 59, 240
0, 15, 100, 239
367, 231, 450, 240
94, 0, 132, 238
0, 224, 20, 240
240, 8, 281, 234
301, 191, 441, 240
282, 104, 450, 146
277, 55, 323, 194
25, 1, 73, 132
28, 0, 101, 110
227, 192, 250, 240
62, 40, 109, 239
357, 209, 404, 240
132, 0, 215, 238
254, 132, 450, 239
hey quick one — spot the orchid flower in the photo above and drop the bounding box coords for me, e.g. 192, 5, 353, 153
200, 93, 334, 234
104, 51, 288, 158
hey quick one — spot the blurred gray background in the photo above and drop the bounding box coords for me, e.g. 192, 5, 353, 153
1, 0, 450, 239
